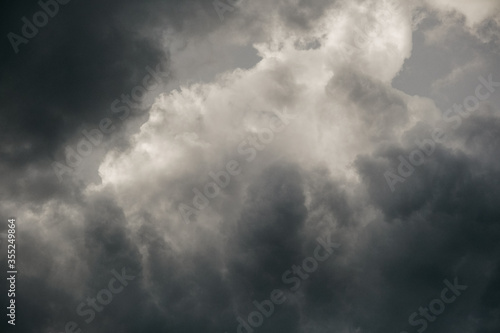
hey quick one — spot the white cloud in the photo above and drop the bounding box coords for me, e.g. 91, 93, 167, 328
88, 0, 420, 241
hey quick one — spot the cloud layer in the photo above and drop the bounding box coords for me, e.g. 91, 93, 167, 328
1, 0, 500, 332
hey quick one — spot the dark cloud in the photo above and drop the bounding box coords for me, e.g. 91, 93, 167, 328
2, 1, 500, 333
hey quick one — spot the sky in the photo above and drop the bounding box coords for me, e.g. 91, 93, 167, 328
1, 0, 500, 332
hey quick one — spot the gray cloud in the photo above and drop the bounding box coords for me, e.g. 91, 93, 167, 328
2, 1, 500, 333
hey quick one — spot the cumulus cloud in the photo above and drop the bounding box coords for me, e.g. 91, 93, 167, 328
1, 0, 500, 333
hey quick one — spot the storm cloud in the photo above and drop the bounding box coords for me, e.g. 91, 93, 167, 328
1, 0, 500, 333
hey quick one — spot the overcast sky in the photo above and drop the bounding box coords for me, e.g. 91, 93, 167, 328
1, 0, 500, 332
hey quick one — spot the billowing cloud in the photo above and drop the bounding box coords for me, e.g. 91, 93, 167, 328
1, 0, 500, 333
